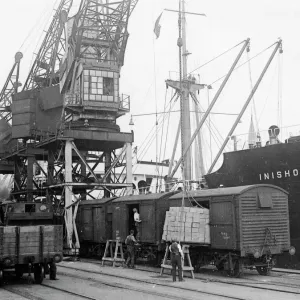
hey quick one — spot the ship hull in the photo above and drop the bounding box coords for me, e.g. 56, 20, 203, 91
205, 142, 300, 268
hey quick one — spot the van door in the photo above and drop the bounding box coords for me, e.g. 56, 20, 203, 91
93, 206, 106, 243
210, 198, 236, 249
81, 208, 93, 241
112, 204, 127, 241
140, 202, 155, 242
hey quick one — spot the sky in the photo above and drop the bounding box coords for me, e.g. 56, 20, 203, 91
0, 0, 300, 173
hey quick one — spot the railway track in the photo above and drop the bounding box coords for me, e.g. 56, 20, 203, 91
75, 258, 300, 291
1, 283, 92, 300
1, 261, 299, 300
56, 269, 243, 300
58, 262, 300, 299
1, 271, 235, 300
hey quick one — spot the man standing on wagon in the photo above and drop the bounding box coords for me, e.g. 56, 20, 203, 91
133, 208, 142, 241
169, 240, 184, 282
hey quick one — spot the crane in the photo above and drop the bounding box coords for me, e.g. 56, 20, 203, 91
60, 0, 139, 125
0, 0, 139, 255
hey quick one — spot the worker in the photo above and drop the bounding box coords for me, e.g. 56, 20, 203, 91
0, 204, 4, 225
169, 240, 184, 282
133, 208, 142, 240
125, 230, 137, 268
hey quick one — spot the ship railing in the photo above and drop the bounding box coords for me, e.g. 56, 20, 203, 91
119, 94, 130, 112
167, 71, 201, 84
229, 123, 300, 151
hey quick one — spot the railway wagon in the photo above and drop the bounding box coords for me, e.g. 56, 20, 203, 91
0, 201, 63, 284
111, 191, 187, 262
76, 192, 182, 260
168, 184, 295, 276
76, 197, 115, 257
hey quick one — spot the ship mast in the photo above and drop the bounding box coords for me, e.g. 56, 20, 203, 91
180, 0, 192, 182
166, 0, 205, 186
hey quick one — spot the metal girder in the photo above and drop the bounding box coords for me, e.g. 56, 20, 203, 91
70, 0, 138, 67
23, 0, 73, 90
0, 52, 23, 123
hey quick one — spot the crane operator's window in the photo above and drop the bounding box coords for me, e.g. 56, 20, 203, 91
103, 77, 114, 96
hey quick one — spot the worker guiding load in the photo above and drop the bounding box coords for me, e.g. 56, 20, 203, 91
169, 239, 184, 282
125, 230, 138, 269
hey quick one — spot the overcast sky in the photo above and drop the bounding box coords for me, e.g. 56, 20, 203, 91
0, 0, 299, 172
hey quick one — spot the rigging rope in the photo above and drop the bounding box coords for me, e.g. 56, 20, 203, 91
207, 87, 212, 165
158, 88, 171, 191
19, 0, 56, 52
152, 12, 159, 193
257, 58, 279, 124
187, 40, 246, 76
247, 51, 260, 138
132, 96, 177, 174
209, 41, 279, 87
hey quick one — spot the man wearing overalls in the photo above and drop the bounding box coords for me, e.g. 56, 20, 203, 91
125, 230, 137, 268
169, 240, 184, 282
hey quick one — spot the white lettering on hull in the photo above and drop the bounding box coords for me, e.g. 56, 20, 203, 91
259, 169, 299, 181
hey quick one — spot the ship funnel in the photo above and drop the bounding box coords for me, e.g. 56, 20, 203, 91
268, 125, 280, 145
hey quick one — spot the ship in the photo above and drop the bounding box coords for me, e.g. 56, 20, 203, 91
205, 126, 300, 268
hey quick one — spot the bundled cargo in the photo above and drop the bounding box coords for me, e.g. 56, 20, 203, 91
162, 206, 210, 244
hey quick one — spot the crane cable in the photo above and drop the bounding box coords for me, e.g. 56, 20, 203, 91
19, 0, 57, 53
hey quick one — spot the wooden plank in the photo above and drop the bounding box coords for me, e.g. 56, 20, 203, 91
1, 225, 63, 260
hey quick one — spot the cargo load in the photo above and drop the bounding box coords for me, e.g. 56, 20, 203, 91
162, 206, 210, 244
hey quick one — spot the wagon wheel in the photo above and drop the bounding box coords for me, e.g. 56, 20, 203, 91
192, 253, 205, 273
0, 270, 3, 286
49, 262, 57, 280
227, 259, 242, 278
139, 248, 156, 262
33, 264, 44, 284
15, 265, 24, 279
256, 266, 271, 276
216, 261, 225, 271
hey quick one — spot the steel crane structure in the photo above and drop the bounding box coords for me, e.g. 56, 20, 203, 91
0, 0, 138, 254
0, 52, 23, 173
0, 52, 23, 123
23, 0, 73, 90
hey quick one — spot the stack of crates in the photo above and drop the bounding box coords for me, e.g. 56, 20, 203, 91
162, 207, 210, 244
